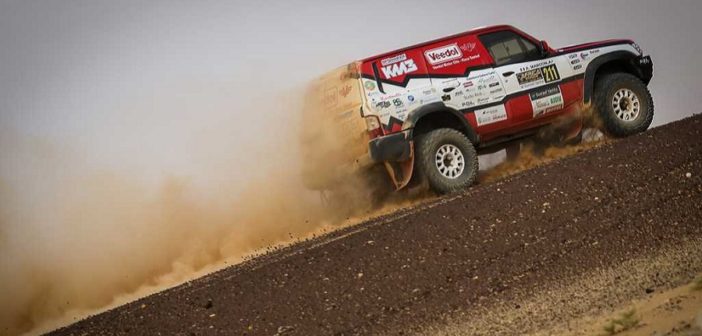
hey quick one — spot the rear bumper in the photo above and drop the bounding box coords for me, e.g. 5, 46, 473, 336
368, 130, 412, 162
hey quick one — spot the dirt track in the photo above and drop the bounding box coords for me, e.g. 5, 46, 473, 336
51, 115, 702, 336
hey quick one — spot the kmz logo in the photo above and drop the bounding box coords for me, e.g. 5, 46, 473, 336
381, 58, 418, 79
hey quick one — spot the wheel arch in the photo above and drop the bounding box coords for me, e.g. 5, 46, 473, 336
583, 51, 650, 104
403, 102, 479, 144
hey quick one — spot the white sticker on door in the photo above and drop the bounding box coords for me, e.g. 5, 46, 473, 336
475, 105, 507, 126
529, 86, 563, 118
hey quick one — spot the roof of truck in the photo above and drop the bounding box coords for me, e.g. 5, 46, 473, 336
360, 24, 531, 63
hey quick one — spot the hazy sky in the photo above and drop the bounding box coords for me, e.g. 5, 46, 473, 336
1, 0, 701, 187
2, 2, 702, 334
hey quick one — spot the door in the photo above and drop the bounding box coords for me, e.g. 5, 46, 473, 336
478, 30, 574, 132
418, 34, 509, 133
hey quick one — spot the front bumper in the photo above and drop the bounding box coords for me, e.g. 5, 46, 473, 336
368, 130, 412, 162
636, 55, 653, 84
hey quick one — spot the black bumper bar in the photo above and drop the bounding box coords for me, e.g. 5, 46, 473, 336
368, 131, 412, 162
635, 55, 653, 84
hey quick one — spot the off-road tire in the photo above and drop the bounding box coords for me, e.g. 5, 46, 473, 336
415, 128, 478, 194
593, 73, 654, 137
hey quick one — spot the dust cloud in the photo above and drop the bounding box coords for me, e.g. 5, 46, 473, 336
0, 86, 398, 335
0, 84, 602, 336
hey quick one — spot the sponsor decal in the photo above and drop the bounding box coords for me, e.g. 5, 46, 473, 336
463, 81, 474, 88
477, 74, 497, 83
380, 92, 402, 100
440, 78, 461, 85
459, 42, 477, 52
535, 100, 550, 108
519, 59, 555, 72
392, 98, 403, 107
454, 91, 464, 96
475, 105, 508, 126
375, 101, 391, 109
570, 59, 580, 65
489, 82, 500, 87
424, 43, 463, 65
339, 85, 352, 97
490, 88, 503, 94
381, 54, 407, 66
381, 59, 418, 79
580, 52, 590, 60
463, 54, 481, 62
442, 94, 451, 102
364, 81, 376, 91
407, 95, 415, 102
529, 86, 560, 100
573, 64, 582, 71
568, 53, 578, 59
517, 69, 543, 85
517, 64, 561, 87
529, 86, 563, 117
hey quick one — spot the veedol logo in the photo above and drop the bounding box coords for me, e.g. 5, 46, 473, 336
381, 59, 418, 79
424, 44, 463, 65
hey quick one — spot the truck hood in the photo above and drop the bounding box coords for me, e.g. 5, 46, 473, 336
555, 39, 635, 54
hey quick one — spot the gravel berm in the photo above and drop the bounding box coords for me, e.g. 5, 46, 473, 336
50, 115, 702, 335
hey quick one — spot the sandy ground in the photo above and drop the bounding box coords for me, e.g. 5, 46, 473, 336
428, 239, 702, 336
49, 115, 702, 335
574, 280, 702, 336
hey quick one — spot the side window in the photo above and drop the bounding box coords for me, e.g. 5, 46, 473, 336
479, 31, 540, 66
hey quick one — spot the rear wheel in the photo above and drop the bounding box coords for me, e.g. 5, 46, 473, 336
593, 73, 654, 137
415, 128, 478, 194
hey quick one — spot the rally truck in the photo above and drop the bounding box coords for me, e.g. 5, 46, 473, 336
300, 25, 653, 195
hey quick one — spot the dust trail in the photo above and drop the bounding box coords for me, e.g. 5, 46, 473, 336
0, 81, 428, 335
0, 87, 600, 336
0, 153, 325, 335
0, 101, 358, 336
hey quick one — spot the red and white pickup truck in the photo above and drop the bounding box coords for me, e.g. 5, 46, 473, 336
301, 25, 654, 195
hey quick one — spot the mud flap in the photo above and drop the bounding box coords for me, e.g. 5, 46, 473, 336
383, 142, 415, 190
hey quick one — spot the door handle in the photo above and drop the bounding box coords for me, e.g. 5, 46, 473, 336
442, 87, 456, 93
502, 71, 515, 77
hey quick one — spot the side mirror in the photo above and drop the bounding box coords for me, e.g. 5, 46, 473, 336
539, 40, 550, 57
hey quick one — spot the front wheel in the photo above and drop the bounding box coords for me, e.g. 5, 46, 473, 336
415, 128, 478, 194
593, 73, 654, 137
